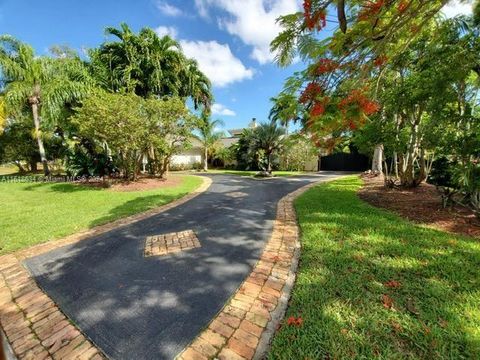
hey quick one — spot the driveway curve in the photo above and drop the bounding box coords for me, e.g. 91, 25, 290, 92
24, 172, 342, 360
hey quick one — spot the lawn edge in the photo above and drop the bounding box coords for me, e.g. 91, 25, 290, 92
177, 175, 346, 360
14, 175, 212, 261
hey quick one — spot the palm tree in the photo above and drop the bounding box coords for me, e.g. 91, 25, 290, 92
269, 93, 303, 134
253, 122, 285, 174
92, 23, 212, 113
180, 59, 212, 113
0, 35, 90, 175
0, 96, 5, 133
196, 116, 224, 171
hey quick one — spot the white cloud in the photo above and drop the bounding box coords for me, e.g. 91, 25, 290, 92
154, 26, 178, 38
212, 103, 236, 116
194, 0, 209, 18
194, 0, 300, 64
180, 40, 254, 87
441, 0, 473, 18
156, 1, 183, 16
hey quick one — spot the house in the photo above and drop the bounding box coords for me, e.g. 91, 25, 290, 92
219, 118, 258, 148
170, 118, 319, 172
170, 137, 203, 169
170, 118, 259, 169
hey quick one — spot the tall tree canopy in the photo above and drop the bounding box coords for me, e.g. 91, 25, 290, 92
270, 0, 478, 136
270, 1, 480, 185
89, 23, 212, 113
0, 35, 91, 175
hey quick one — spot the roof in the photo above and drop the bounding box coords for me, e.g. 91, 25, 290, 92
228, 129, 244, 137
220, 137, 239, 147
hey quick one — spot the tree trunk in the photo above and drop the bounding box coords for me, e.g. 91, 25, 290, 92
203, 147, 208, 171
417, 148, 428, 186
337, 0, 347, 33
393, 151, 398, 178
267, 153, 272, 174
14, 161, 26, 174
30, 101, 50, 176
159, 155, 170, 179
372, 144, 383, 173
29, 159, 38, 172
400, 114, 422, 187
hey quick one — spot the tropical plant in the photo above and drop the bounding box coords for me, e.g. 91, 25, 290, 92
456, 161, 480, 217
89, 23, 212, 112
252, 122, 286, 174
475, 0, 480, 26
195, 116, 224, 171
269, 92, 304, 132
65, 141, 116, 178
280, 134, 318, 171
180, 58, 212, 112
233, 128, 260, 171
143, 97, 197, 178
0, 35, 91, 175
0, 114, 66, 173
269, 1, 480, 175
214, 146, 235, 168
71, 91, 146, 180
381, 19, 478, 187
272, 0, 451, 69
0, 96, 5, 133
0, 119, 39, 173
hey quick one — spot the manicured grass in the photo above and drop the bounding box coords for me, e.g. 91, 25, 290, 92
207, 169, 305, 177
269, 176, 480, 359
0, 175, 202, 254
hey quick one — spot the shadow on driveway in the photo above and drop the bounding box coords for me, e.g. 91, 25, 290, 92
24, 172, 344, 359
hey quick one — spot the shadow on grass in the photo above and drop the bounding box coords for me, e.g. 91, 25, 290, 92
269, 177, 480, 360
88, 192, 190, 227
20, 182, 104, 193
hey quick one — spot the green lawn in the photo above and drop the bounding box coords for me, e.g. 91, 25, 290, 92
0, 175, 202, 255
206, 169, 305, 177
269, 176, 480, 359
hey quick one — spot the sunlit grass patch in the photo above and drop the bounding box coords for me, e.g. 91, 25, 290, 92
269, 176, 480, 359
0, 175, 202, 254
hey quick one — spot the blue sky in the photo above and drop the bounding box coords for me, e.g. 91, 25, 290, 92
0, 0, 471, 131
0, 0, 308, 130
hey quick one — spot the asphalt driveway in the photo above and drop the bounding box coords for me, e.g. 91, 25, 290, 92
24, 172, 342, 360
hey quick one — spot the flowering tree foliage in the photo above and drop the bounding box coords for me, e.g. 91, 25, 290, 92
270, 0, 459, 146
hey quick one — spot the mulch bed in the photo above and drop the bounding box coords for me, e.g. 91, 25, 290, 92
79, 175, 183, 192
358, 174, 480, 238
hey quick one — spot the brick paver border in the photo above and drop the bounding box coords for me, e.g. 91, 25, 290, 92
0, 175, 212, 360
144, 230, 201, 257
177, 179, 325, 360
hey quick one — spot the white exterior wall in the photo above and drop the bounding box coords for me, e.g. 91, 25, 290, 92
171, 148, 202, 166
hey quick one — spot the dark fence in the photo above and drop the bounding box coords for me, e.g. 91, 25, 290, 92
320, 152, 370, 172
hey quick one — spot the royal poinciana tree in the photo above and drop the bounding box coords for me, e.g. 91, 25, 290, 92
353, 18, 480, 187
270, 0, 478, 186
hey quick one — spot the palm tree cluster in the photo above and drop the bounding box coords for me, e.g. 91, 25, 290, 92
0, 24, 213, 176
234, 122, 286, 175
90, 23, 211, 110
0, 35, 91, 174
